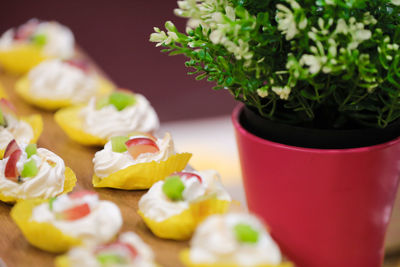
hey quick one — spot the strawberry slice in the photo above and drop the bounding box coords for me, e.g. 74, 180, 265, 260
176, 172, 202, 183
69, 190, 97, 199
65, 59, 91, 73
5, 149, 22, 182
59, 203, 91, 221
4, 139, 20, 159
0, 98, 17, 116
125, 137, 159, 159
96, 241, 138, 260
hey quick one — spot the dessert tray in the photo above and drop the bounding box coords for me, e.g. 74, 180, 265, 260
0, 59, 189, 267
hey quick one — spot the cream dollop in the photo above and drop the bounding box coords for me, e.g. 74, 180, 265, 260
138, 170, 231, 222
32, 193, 122, 245
0, 144, 65, 199
65, 232, 156, 267
28, 59, 96, 103
0, 114, 33, 150
189, 213, 282, 266
80, 95, 159, 140
93, 133, 174, 178
0, 19, 74, 59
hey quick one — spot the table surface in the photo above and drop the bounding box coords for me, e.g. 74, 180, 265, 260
0, 59, 399, 267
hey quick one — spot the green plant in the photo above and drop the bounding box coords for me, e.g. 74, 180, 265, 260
150, 0, 400, 128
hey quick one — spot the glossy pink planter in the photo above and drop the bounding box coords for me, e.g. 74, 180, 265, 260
232, 105, 400, 267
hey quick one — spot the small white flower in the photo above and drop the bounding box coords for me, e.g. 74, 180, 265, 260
276, 4, 298, 40
225, 6, 235, 21
272, 86, 291, 100
165, 21, 176, 31
210, 29, 224, 44
212, 12, 224, 24
168, 31, 179, 42
149, 31, 168, 46
300, 54, 322, 74
391, 0, 400, 5
257, 88, 269, 98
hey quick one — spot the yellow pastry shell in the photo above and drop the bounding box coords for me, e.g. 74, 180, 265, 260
180, 250, 294, 267
55, 253, 161, 267
0, 44, 48, 74
10, 197, 81, 253
15, 75, 114, 110
138, 198, 230, 241
0, 81, 8, 99
54, 256, 70, 267
92, 153, 192, 190
0, 167, 76, 203
54, 105, 107, 146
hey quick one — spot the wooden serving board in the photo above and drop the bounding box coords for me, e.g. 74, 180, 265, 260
0, 68, 188, 267
0, 61, 400, 267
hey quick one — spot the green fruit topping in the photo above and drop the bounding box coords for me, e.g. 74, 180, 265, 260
32, 34, 47, 46
162, 175, 185, 201
109, 92, 136, 111
0, 108, 5, 127
49, 196, 56, 211
21, 159, 38, 178
96, 253, 127, 265
96, 97, 110, 110
111, 136, 129, 153
234, 223, 260, 244
25, 144, 37, 158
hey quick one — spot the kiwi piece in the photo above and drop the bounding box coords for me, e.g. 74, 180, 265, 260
109, 92, 136, 111
162, 175, 185, 201
111, 136, 129, 153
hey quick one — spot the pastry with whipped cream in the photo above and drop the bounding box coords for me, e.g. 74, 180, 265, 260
15, 59, 114, 110
92, 132, 191, 189
138, 170, 231, 240
0, 98, 42, 153
11, 190, 122, 253
0, 139, 76, 202
55, 231, 158, 267
180, 213, 294, 267
0, 19, 75, 73
55, 90, 160, 146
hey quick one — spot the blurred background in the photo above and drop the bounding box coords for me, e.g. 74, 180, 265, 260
0, 0, 236, 122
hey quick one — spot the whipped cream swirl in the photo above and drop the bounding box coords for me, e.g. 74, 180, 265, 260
65, 232, 156, 267
93, 133, 174, 178
0, 114, 33, 150
81, 95, 159, 139
189, 213, 282, 266
0, 144, 65, 199
0, 19, 75, 59
28, 59, 96, 103
32, 193, 122, 245
139, 170, 231, 222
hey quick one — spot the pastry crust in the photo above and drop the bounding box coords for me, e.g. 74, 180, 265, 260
54, 105, 108, 146
138, 198, 230, 240
93, 152, 192, 190
0, 44, 48, 74
179, 250, 294, 267
11, 198, 82, 253
15, 76, 114, 110
0, 167, 76, 203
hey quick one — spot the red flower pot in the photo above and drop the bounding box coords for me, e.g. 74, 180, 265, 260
232, 105, 400, 267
